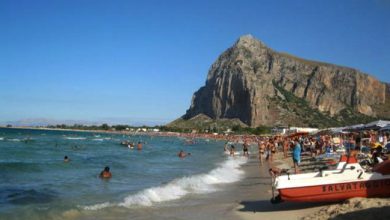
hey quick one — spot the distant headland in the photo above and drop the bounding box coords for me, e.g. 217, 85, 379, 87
170, 35, 390, 129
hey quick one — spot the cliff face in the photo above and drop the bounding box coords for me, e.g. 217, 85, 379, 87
182, 35, 389, 128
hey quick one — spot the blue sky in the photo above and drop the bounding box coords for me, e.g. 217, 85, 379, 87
1, 0, 389, 125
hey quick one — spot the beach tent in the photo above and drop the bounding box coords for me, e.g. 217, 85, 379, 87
342, 124, 365, 132
363, 120, 390, 130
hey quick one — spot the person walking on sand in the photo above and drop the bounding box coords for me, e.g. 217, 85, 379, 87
293, 139, 301, 174
258, 140, 265, 164
265, 139, 274, 163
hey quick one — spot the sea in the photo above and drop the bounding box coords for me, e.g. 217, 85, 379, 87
0, 128, 248, 220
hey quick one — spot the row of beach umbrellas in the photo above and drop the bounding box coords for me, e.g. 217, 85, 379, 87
336, 120, 390, 133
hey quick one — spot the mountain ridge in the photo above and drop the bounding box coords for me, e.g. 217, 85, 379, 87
172, 35, 389, 128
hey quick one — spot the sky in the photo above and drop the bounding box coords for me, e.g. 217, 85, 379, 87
0, 0, 389, 125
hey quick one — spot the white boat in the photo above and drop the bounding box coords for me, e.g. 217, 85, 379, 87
270, 155, 390, 203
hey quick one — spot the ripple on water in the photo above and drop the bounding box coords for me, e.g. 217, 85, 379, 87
1, 188, 57, 205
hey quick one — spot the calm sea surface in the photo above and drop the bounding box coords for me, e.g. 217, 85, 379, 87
0, 128, 247, 219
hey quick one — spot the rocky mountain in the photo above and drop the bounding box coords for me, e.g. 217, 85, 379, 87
174, 35, 390, 128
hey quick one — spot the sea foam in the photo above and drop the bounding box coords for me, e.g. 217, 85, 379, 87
92, 138, 104, 141
82, 202, 112, 211
83, 157, 247, 210
8, 138, 21, 142
65, 137, 86, 140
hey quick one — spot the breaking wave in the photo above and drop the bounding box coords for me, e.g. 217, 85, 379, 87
83, 157, 247, 210
92, 138, 104, 141
8, 138, 21, 142
65, 137, 86, 140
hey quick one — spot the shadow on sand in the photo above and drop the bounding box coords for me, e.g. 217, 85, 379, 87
331, 207, 390, 220
238, 199, 332, 213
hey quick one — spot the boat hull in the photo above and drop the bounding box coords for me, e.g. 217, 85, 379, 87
279, 178, 390, 202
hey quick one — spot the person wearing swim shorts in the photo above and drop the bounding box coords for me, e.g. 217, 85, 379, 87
293, 139, 301, 174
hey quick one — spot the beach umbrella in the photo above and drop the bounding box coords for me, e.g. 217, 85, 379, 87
363, 120, 390, 131
342, 124, 365, 132
330, 127, 346, 134
380, 125, 390, 131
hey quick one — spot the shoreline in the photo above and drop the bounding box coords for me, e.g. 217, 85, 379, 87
233, 153, 328, 220
233, 149, 390, 220
123, 148, 331, 220
2, 127, 389, 219
0, 125, 258, 143
232, 152, 329, 220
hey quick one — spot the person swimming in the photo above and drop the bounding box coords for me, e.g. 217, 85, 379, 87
64, 155, 69, 163
178, 150, 190, 158
99, 166, 112, 179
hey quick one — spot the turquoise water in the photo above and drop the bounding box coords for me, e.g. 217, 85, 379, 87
0, 128, 247, 219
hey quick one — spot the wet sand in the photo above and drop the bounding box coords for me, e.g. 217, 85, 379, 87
140, 154, 328, 220
61, 148, 389, 220
117, 153, 330, 220
234, 152, 390, 220
232, 153, 330, 220
68, 152, 322, 220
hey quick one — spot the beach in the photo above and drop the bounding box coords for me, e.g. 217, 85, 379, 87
231, 152, 328, 220
135, 151, 332, 220
232, 150, 390, 220
84, 149, 330, 220
1, 127, 390, 220
0, 127, 238, 220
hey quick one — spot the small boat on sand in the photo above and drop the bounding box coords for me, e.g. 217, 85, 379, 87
270, 155, 390, 203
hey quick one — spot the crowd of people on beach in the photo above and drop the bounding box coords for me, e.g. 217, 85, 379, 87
217, 129, 389, 174
61, 128, 390, 180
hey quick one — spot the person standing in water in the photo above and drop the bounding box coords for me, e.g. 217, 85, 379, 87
224, 141, 229, 153
242, 142, 249, 157
99, 166, 112, 179
230, 145, 235, 156
137, 141, 142, 150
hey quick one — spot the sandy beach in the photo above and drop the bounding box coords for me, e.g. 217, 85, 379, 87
2, 127, 389, 220
232, 150, 390, 220
123, 152, 330, 220
67, 151, 328, 220
231, 152, 328, 220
